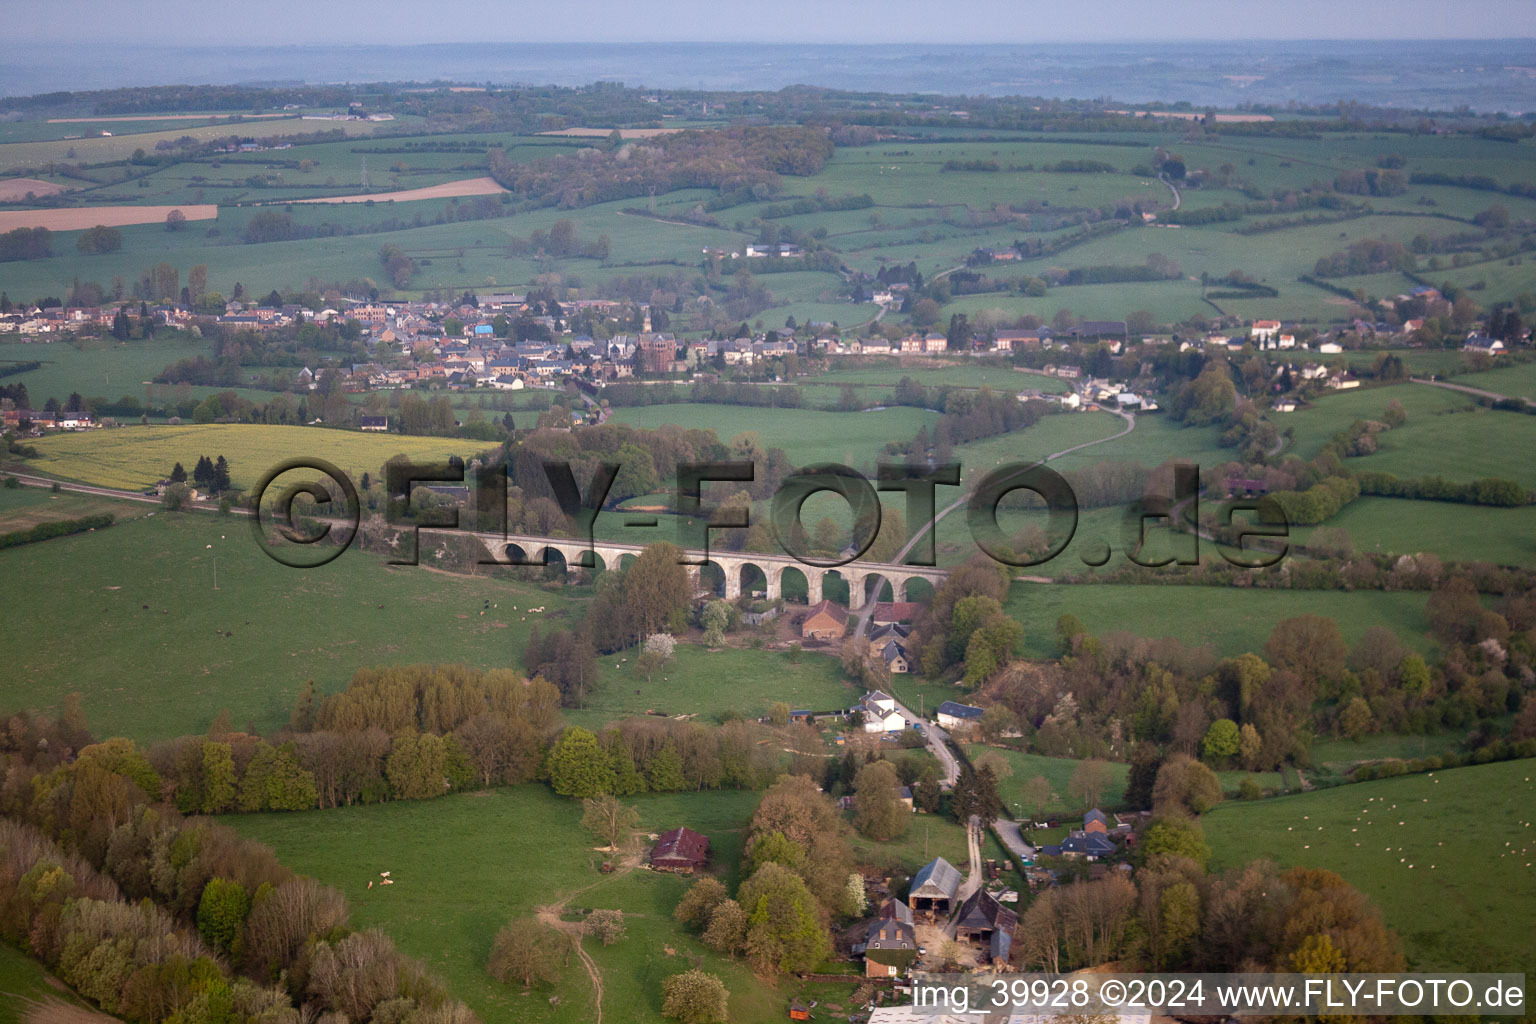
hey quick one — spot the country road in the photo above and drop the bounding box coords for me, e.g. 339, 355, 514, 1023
1160, 173, 1182, 211
2, 471, 253, 512
847, 398, 1135, 821
852, 402, 1135, 641
1411, 375, 1530, 405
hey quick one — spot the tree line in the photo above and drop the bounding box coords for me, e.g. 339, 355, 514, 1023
0, 704, 480, 1024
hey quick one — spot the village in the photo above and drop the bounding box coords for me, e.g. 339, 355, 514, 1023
0, 280, 1518, 437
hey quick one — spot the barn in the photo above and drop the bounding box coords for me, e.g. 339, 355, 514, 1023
650, 826, 710, 873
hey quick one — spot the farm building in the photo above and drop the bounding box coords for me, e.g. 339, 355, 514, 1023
936, 701, 985, 731
870, 601, 922, 625
800, 599, 850, 640
649, 826, 709, 873
1084, 808, 1109, 834
955, 888, 1018, 948
909, 856, 962, 917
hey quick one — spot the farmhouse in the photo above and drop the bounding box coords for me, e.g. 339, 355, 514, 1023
649, 826, 709, 873
1084, 808, 1109, 834
861, 900, 919, 977
908, 856, 962, 917
880, 641, 911, 673
800, 599, 850, 640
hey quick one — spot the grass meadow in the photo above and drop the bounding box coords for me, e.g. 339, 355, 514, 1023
223, 785, 871, 1024
0, 336, 217, 406
0, 505, 862, 743
28, 422, 491, 490
607, 403, 941, 472
1002, 582, 1433, 660
1204, 759, 1536, 975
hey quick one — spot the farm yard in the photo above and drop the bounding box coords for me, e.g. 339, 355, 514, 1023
1205, 759, 1536, 976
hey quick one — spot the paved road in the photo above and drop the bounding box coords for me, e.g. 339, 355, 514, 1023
991, 818, 1035, 864
881, 690, 961, 789
4, 470, 259, 517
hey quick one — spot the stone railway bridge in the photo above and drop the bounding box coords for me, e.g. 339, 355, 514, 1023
425, 528, 951, 606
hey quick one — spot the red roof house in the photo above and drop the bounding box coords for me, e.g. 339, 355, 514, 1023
650, 826, 710, 873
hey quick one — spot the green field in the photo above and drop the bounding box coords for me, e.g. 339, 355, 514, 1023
28, 422, 488, 490
813, 362, 1069, 394
575, 644, 858, 723
967, 745, 1130, 817
0, 481, 143, 531
1306, 731, 1474, 785
1292, 497, 1536, 566
0, 336, 217, 407
1004, 582, 1433, 660
964, 743, 1288, 819
0, 509, 584, 741
0, 506, 864, 743
1281, 382, 1536, 489
1453, 359, 1536, 402
1205, 759, 1536, 974
222, 785, 862, 1024
607, 403, 941, 472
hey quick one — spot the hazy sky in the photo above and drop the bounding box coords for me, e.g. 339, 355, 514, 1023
13, 0, 1536, 44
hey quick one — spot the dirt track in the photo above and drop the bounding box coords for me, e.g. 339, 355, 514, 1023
0, 205, 216, 231
290, 176, 506, 204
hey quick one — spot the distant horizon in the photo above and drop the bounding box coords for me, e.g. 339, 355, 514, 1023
11, 0, 1536, 46
7, 37, 1536, 112
15, 36, 1536, 48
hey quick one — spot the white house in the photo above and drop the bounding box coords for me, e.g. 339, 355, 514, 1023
862, 706, 907, 733
1249, 319, 1282, 342
1464, 336, 1506, 355
857, 690, 906, 733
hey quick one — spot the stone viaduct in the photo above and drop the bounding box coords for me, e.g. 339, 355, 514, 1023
440, 529, 951, 606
